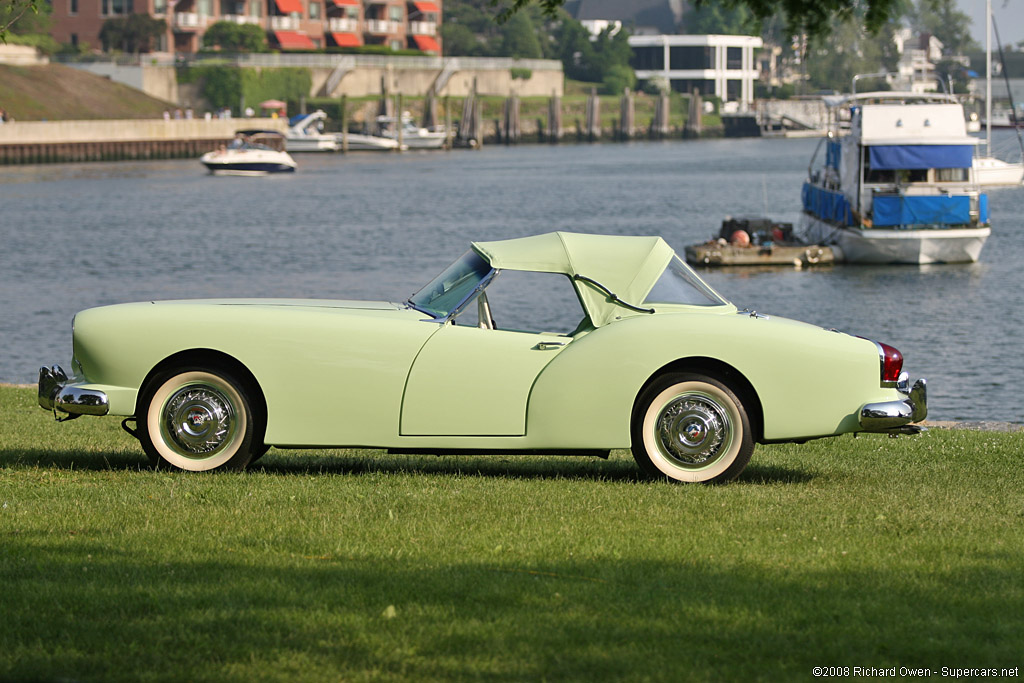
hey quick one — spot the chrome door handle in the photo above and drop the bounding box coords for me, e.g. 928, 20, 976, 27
535, 341, 566, 350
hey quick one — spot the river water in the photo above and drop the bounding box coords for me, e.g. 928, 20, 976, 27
2, 135, 1022, 423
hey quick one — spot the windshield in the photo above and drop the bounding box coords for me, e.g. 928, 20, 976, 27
643, 256, 728, 307
408, 250, 493, 318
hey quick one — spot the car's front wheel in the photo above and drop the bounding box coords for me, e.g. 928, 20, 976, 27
631, 373, 754, 484
138, 368, 257, 472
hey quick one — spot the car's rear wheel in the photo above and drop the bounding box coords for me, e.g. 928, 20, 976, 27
631, 373, 754, 484
138, 368, 257, 472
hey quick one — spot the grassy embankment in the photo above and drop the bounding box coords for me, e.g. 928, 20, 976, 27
2, 384, 1021, 681
0, 64, 171, 121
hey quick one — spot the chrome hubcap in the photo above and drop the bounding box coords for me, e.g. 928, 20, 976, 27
161, 384, 236, 458
656, 394, 731, 468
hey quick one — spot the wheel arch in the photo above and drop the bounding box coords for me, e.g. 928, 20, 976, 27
136, 349, 267, 431
633, 357, 764, 443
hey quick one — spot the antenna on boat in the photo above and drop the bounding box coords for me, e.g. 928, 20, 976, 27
991, 9, 1024, 161
986, 0, 992, 155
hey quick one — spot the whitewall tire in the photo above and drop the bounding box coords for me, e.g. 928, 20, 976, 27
139, 369, 257, 472
631, 373, 754, 484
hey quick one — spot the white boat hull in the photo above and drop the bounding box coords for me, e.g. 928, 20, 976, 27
802, 214, 990, 264
285, 135, 340, 153
335, 133, 402, 151
200, 148, 297, 175
381, 130, 447, 149
973, 156, 1024, 186
397, 134, 446, 149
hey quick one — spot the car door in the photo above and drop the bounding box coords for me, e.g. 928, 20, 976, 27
400, 324, 570, 436
400, 270, 588, 437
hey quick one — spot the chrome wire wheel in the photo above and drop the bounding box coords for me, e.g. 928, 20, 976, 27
654, 392, 734, 470
159, 384, 238, 460
632, 373, 755, 484
141, 369, 255, 472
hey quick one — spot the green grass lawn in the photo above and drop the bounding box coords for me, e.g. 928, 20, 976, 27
2, 385, 1022, 681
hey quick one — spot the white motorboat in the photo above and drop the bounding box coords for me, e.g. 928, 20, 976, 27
200, 131, 297, 175
376, 113, 447, 149
286, 110, 341, 152
973, 155, 1024, 186
973, 0, 1024, 187
801, 91, 990, 264
334, 130, 403, 151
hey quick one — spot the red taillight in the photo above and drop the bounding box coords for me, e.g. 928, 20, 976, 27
879, 342, 904, 384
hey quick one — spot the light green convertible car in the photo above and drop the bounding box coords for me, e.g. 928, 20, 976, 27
39, 232, 926, 483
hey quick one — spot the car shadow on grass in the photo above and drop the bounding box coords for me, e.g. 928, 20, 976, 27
0, 448, 150, 472
254, 449, 816, 485
0, 447, 815, 485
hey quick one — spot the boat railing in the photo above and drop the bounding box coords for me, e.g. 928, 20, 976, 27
851, 71, 897, 95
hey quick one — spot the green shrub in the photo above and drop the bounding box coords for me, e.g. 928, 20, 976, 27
600, 64, 636, 96
176, 65, 312, 113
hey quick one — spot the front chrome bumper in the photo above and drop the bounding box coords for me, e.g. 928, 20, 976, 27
859, 376, 927, 434
38, 365, 109, 419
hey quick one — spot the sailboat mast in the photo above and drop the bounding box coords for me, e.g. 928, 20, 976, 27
986, 0, 992, 153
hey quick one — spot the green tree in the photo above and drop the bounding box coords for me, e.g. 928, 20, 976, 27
804, 13, 899, 92
3, 0, 48, 35
549, 16, 634, 88
684, 0, 759, 35
494, 0, 909, 37
553, 13, 597, 81
98, 14, 166, 53
499, 11, 542, 59
1, 0, 38, 42
202, 21, 267, 52
906, 0, 976, 54
441, 0, 507, 55
602, 63, 635, 95
441, 22, 483, 56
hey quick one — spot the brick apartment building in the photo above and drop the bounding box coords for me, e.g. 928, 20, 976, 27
50, 0, 442, 55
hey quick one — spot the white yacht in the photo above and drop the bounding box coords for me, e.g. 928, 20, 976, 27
334, 130, 403, 151
802, 92, 990, 264
200, 131, 297, 175
286, 110, 341, 152
973, 155, 1023, 186
972, 0, 1024, 187
376, 113, 447, 149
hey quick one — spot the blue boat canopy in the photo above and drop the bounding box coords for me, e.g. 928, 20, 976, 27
871, 195, 985, 226
868, 144, 974, 170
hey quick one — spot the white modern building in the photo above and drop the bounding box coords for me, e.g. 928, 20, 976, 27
629, 34, 763, 109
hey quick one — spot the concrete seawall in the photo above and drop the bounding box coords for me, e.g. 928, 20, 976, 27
0, 118, 288, 164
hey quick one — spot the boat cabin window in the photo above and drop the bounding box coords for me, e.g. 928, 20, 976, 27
935, 168, 969, 182
864, 168, 928, 185
864, 168, 895, 184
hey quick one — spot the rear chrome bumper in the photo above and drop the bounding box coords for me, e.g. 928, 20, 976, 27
38, 365, 109, 419
859, 377, 927, 433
